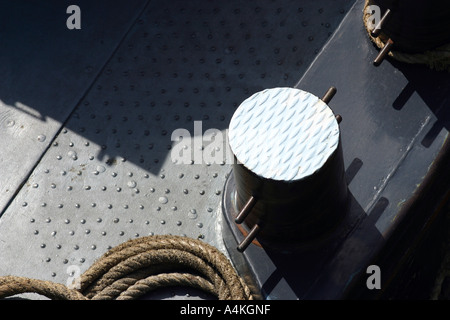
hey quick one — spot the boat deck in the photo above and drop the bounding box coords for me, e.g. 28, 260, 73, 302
0, 0, 448, 300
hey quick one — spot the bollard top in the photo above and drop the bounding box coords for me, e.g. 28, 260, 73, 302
228, 87, 340, 181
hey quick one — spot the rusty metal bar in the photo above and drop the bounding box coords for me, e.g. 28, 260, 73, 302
373, 38, 394, 66
235, 195, 257, 224
321, 86, 337, 104
237, 224, 261, 252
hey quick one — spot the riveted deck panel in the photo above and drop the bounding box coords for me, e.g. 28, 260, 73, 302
0, 0, 355, 299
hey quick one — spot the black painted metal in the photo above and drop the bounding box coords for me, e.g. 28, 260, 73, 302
222, 0, 450, 299
368, 0, 450, 52
231, 134, 348, 245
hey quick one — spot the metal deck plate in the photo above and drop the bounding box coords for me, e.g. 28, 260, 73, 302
0, 0, 355, 299
0, 0, 148, 214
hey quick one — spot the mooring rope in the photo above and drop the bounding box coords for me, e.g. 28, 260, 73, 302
363, 0, 450, 71
0, 235, 253, 300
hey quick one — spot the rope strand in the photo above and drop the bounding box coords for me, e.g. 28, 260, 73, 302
0, 235, 254, 300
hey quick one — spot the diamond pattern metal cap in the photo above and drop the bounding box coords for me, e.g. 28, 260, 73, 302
228, 87, 340, 181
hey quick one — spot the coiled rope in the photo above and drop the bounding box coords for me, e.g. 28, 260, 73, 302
0, 235, 253, 300
363, 0, 450, 71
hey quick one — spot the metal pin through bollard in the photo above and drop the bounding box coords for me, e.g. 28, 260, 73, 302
321, 86, 337, 104
373, 38, 394, 66
235, 195, 257, 224
237, 224, 261, 252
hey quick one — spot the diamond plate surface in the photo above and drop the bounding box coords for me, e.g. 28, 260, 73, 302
0, 0, 356, 299
229, 87, 339, 180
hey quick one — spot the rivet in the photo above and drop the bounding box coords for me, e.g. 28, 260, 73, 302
188, 209, 198, 219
